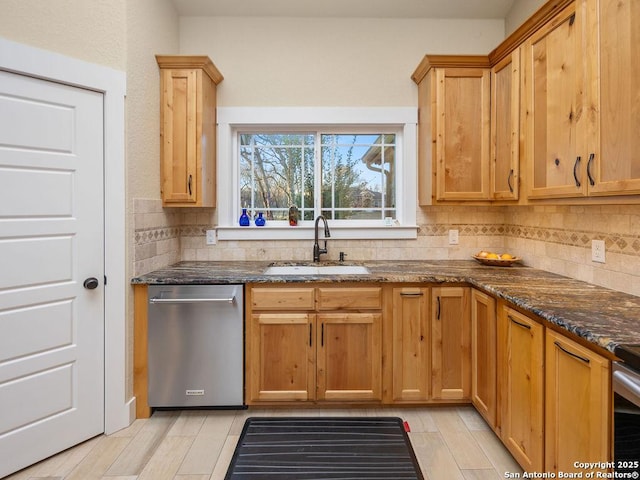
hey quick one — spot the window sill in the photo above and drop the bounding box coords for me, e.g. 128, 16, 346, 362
216, 224, 418, 241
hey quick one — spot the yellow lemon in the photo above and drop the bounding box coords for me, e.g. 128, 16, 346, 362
500, 253, 514, 260
487, 253, 499, 259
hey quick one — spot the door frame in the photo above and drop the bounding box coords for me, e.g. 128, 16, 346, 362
0, 37, 131, 434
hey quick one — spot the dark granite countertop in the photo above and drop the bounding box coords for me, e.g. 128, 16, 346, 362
132, 260, 640, 355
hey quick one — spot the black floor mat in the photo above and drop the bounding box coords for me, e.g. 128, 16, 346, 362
225, 417, 424, 479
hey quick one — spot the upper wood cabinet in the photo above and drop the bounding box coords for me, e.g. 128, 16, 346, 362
491, 50, 521, 201
413, 56, 492, 203
523, 3, 586, 199
584, 0, 640, 196
412, 0, 640, 203
524, 0, 640, 199
156, 55, 223, 207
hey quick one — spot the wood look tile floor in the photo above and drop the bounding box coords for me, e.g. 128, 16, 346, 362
5, 406, 523, 480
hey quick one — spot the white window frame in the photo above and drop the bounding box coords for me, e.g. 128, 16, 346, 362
217, 107, 418, 241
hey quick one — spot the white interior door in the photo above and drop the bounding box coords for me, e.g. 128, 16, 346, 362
0, 70, 105, 477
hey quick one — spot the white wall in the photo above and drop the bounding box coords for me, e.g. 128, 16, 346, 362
179, 16, 505, 107
505, 0, 546, 35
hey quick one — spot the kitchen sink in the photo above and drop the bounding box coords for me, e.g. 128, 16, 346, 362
263, 265, 370, 275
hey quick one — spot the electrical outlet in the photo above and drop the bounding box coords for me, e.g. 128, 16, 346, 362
448, 229, 459, 245
206, 229, 217, 245
592, 239, 605, 263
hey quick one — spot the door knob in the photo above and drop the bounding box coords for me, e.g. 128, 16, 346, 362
83, 277, 99, 290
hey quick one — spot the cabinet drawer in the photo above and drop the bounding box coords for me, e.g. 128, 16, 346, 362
251, 287, 315, 310
317, 287, 382, 310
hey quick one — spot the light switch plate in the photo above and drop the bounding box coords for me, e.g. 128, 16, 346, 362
206, 229, 217, 245
449, 229, 459, 245
592, 239, 605, 263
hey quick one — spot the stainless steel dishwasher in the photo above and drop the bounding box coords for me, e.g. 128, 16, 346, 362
147, 284, 244, 408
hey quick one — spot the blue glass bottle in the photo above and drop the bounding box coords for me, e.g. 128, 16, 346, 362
255, 212, 266, 227
239, 208, 250, 226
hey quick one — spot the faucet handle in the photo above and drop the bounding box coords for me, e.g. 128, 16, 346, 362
339, 252, 347, 262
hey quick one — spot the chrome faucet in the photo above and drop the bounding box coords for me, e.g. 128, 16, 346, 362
313, 215, 331, 262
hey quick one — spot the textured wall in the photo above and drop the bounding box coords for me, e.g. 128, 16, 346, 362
125, 0, 180, 398
0, 0, 126, 70
126, 0, 180, 202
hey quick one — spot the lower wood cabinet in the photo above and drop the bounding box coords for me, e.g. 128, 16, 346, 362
545, 330, 610, 473
246, 284, 382, 404
316, 313, 382, 401
471, 289, 497, 430
389, 286, 471, 403
391, 287, 430, 402
431, 287, 471, 400
246, 282, 612, 472
247, 313, 315, 402
496, 302, 612, 473
498, 305, 544, 472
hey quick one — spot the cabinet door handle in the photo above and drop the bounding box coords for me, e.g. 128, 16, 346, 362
507, 169, 514, 193
321, 323, 324, 347
400, 292, 424, 297
554, 341, 590, 364
573, 156, 581, 187
188, 174, 193, 196
309, 323, 313, 347
508, 314, 531, 330
436, 296, 441, 320
587, 153, 595, 186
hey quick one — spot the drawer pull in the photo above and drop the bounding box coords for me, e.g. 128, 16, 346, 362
508, 315, 531, 330
400, 292, 424, 297
554, 341, 590, 364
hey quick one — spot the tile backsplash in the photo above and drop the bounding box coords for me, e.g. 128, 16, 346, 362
133, 199, 181, 275
133, 199, 639, 297
504, 205, 640, 296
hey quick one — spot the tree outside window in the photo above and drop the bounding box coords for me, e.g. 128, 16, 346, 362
240, 132, 396, 223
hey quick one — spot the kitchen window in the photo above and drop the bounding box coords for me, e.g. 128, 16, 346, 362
217, 107, 417, 240
240, 132, 396, 222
